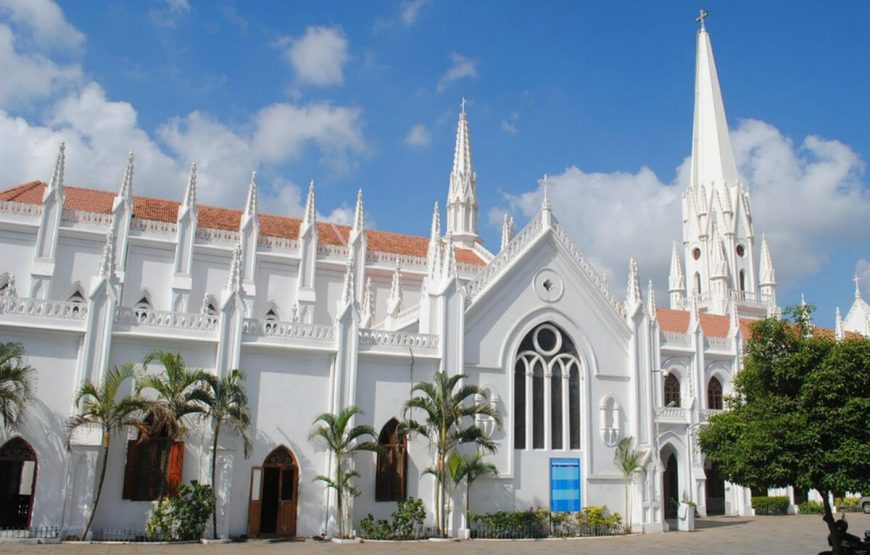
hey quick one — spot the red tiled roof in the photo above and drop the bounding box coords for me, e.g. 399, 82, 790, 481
656, 307, 752, 338
0, 181, 486, 267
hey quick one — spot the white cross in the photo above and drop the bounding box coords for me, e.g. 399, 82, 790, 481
540, 174, 551, 204
696, 9, 709, 30
460, 97, 467, 114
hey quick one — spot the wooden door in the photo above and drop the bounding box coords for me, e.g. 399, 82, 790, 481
276, 465, 297, 536
246, 466, 263, 537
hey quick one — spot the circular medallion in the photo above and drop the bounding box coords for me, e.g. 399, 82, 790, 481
533, 268, 564, 303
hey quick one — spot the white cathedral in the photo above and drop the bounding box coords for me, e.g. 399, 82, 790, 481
0, 20, 865, 539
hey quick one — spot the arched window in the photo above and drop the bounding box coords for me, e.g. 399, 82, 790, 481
0, 437, 37, 529
134, 294, 152, 319
664, 374, 681, 407
375, 419, 406, 502
66, 285, 86, 316
514, 323, 581, 451
708, 376, 723, 410
264, 306, 279, 334
201, 295, 218, 316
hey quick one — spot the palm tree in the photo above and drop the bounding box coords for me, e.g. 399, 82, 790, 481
195, 369, 252, 538
614, 436, 646, 533
0, 342, 35, 431
402, 371, 501, 537
447, 451, 497, 529
136, 350, 208, 499
308, 406, 378, 539
68, 364, 143, 539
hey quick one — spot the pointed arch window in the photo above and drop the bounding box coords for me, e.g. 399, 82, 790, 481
67, 286, 86, 316
707, 376, 723, 410
664, 374, 681, 408
264, 306, 279, 333
375, 418, 406, 502
134, 294, 153, 319
514, 323, 581, 451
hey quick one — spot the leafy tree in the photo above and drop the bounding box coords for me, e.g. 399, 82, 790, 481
402, 371, 501, 537
194, 369, 252, 538
68, 363, 143, 539
447, 451, 497, 529
613, 436, 646, 533
136, 351, 208, 499
308, 405, 379, 538
0, 342, 35, 431
699, 306, 870, 555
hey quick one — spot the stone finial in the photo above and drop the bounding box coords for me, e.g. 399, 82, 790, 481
47, 142, 66, 197
430, 201, 441, 241
183, 163, 198, 209
244, 171, 258, 217
340, 255, 355, 307
443, 236, 457, 279
500, 213, 515, 252
647, 279, 657, 320
669, 241, 685, 291
352, 188, 364, 235
303, 180, 316, 227
759, 235, 776, 286
119, 152, 134, 199
387, 262, 403, 317
626, 258, 641, 307
361, 277, 374, 327
226, 243, 242, 291
99, 228, 116, 279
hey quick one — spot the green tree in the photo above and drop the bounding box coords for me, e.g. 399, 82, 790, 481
136, 351, 208, 499
67, 363, 143, 539
447, 451, 497, 529
0, 342, 35, 431
613, 436, 646, 533
308, 406, 379, 539
699, 306, 870, 555
195, 369, 252, 538
402, 371, 501, 537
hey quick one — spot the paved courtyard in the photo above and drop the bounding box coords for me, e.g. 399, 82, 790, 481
1, 515, 868, 555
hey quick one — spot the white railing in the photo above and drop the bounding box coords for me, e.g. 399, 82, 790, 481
358, 329, 439, 351
0, 199, 42, 218
366, 250, 427, 270
242, 318, 335, 343
701, 408, 725, 419
131, 218, 177, 237
258, 235, 297, 251
657, 406, 688, 421
705, 336, 732, 349
731, 290, 769, 305
465, 212, 544, 305
62, 209, 112, 227
550, 222, 625, 317
662, 331, 692, 346
115, 307, 218, 331
0, 296, 87, 320
196, 227, 239, 245
317, 243, 349, 259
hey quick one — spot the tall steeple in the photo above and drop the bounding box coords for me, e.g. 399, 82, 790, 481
680, 13, 761, 316
446, 98, 479, 248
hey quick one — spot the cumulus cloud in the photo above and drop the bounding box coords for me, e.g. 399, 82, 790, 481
0, 0, 84, 50
502, 118, 870, 299
437, 53, 478, 92
279, 26, 349, 87
0, 24, 81, 106
374, 0, 430, 31
501, 112, 519, 135
404, 123, 430, 147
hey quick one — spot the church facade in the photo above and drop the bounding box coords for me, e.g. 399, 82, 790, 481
0, 21, 863, 539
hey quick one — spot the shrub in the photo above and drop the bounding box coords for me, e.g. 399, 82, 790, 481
145, 482, 215, 541
835, 496, 860, 512
358, 497, 427, 540
799, 500, 825, 514
751, 496, 789, 515
469, 506, 623, 539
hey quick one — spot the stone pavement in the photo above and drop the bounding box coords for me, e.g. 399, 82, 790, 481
2, 514, 869, 555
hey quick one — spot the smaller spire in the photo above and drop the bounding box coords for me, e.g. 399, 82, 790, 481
669, 241, 685, 291
99, 228, 116, 279
710, 236, 729, 278
442, 236, 457, 279
430, 201, 441, 241
835, 306, 844, 340
427, 203, 442, 278
244, 171, 258, 217
47, 142, 66, 197
387, 262, 403, 317
626, 258, 642, 307
361, 277, 374, 327
183, 163, 198, 209
118, 151, 134, 199
500, 213, 515, 252
647, 279, 657, 320
352, 188, 364, 235
340, 255, 355, 307
539, 174, 552, 212
303, 180, 316, 227
759, 235, 776, 286
226, 243, 242, 291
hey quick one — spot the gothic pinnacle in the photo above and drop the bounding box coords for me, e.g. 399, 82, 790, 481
183, 163, 197, 208
352, 189, 364, 235
48, 142, 66, 196
669, 241, 685, 291
226, 243, 242, 291
119, 152, 134, 199
245, 171, 258, 216
303, 180, 316, 227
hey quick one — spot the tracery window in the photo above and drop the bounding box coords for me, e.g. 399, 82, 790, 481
664, 374, 681, 407
514, 323, 581, 451
375, 418, 406, 501
707, 376, 723, 410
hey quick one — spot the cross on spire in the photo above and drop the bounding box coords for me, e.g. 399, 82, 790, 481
855, 273, 863, 299
696, 9, 709, 30
460, 97, 467, 115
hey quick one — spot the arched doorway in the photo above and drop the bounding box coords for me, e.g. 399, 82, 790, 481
661, 449, 679, 519
0, 437, 37, 529
375, 418, 406, 502
705, 461, 726, 516
247, 446, 299, 537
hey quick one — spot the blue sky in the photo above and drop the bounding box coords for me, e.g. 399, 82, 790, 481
1, 0, 868, 327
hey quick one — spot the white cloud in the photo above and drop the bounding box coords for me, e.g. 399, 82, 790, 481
502, 118, 870, 299
279, 26, 349, 87
404, 123, 430, 147
400, 0, 430, 26
0, 0, 84, 50
0, 23, 81, 107
501, 112, 519, 135
856, 259, 870, 299
437, 53, 478, 92
163, 0, 191, 15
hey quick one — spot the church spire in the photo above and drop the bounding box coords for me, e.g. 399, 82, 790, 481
446, 99, 479, 247
690, 12, 738, 197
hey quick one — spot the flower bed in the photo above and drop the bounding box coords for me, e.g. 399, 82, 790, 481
469, 506, 623, 539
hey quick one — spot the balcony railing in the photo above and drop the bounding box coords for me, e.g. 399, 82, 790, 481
358, 329, 439, 352
115, 307, 218, 331
0, 296, 87, 321
242, 318, 335, 344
